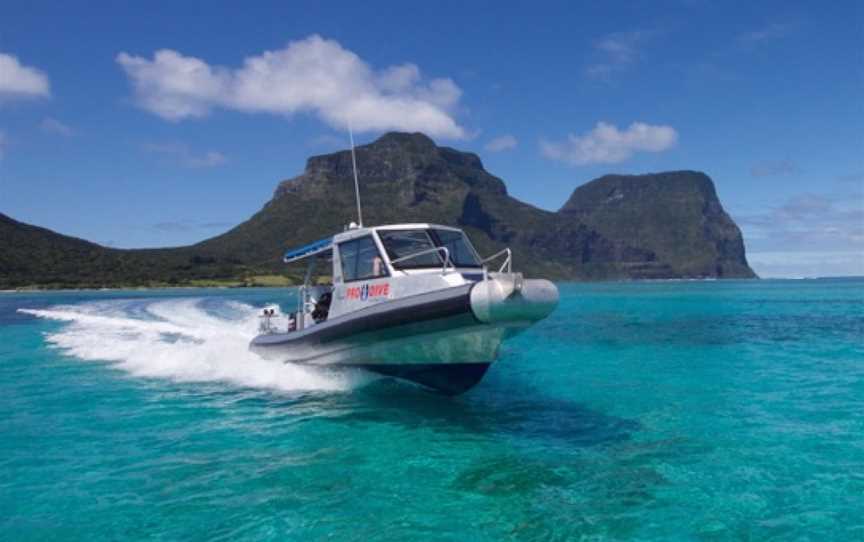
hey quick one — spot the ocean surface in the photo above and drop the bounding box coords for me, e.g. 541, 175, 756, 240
1, 279, 862, 541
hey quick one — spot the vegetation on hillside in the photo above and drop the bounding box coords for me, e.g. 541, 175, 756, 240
0, 132, 755, 289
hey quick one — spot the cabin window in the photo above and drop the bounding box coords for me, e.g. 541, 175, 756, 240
378, 230, 443, 269
338, 236, 388, 282
430, 229, 481, 268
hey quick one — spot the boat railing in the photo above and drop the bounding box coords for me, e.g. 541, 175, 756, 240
258, 312, 281, 334
390, 246, 453, 274
481, 248, 512, 274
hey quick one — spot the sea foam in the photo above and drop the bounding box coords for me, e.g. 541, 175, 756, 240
20, 298, 371, 393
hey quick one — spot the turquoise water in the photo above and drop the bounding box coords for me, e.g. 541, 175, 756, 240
1, 280, 862, 540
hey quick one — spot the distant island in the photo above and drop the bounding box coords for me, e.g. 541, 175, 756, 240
0, 132, 756, 289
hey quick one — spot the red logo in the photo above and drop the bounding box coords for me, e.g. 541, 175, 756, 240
346, 283, 389, 300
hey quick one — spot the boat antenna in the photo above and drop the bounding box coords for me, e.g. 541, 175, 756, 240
348, 122, 363, 227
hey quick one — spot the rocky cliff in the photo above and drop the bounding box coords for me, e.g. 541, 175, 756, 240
200, 132, 754, 279
558, 171, 754, 278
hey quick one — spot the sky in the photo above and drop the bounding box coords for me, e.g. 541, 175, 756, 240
1, 0, 862, 278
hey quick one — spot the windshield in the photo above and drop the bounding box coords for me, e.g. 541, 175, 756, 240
430, 229, 481, 267
378, 230, 442, 268
378, 228, 481, 269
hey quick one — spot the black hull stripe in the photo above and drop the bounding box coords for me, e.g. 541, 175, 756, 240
252, 283, 476, 348
281, 314, 485, 365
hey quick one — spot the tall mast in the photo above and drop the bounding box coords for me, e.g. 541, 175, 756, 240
348, 123, 363, 227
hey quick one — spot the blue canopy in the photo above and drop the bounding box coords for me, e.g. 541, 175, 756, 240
283, 236, 333, 263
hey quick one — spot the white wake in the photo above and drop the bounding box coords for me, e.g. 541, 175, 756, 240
20, 298, 371, 394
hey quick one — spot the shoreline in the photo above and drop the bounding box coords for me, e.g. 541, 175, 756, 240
5, 276, 860, 294
0, 274, 303, 293
0, 284, 296, 294
20, 277, 864, 295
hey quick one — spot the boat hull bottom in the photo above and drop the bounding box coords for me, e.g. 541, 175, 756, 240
355, 362, 491, 395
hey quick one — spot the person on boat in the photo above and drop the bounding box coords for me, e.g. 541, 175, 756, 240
260, 308, 272, 333
372, 255, 384, 276
312, 293, 332, 323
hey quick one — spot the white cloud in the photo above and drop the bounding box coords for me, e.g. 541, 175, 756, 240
0, 52, 50, 100
585, 30, 652, 79
737, 22, 795, 47
736, 186, 864, 277
117, 35, 466, 138
143, 142, 227, 168
738, 191, 864, 253
485, 134, 518, 152
376, 63, 420, 92
40, 117, 74, 136
540, 122, 678, 165
751, 159, 797, 177
185, 150, 227, 168
747, 251, 864, 279
595, 33, 640, 64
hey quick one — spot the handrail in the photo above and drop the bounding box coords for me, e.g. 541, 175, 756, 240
390, 246, 452, 274
481, 247, 512, 273
258, 313, 281, 334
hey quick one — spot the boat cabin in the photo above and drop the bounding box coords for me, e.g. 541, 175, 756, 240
260, 223, 511, 334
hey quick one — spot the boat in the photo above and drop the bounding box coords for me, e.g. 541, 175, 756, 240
248, 131, 558, 394
249, 223, 558, 394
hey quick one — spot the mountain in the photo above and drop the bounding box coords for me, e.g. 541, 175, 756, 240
558, 171, 754, 278
0, 213, 285, 289
1, 212, 116, 287
0, 132, 756, 289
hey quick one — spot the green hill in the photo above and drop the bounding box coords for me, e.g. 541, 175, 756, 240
0, 132, 755, 289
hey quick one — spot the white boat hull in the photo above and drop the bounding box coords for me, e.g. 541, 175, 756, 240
250, 277, 558, 394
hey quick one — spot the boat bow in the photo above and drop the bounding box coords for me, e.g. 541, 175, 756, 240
469, 273, 559, 325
